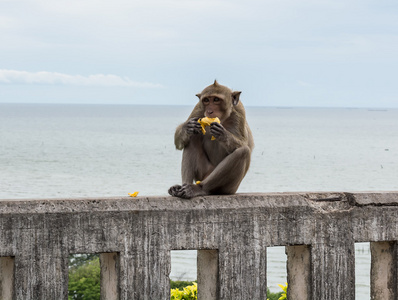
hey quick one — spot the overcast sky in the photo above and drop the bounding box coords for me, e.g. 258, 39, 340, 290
1, 0, 397, 107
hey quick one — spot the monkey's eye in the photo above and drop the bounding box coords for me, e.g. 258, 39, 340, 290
203, 98, 209, 103
214, 97, 220, 102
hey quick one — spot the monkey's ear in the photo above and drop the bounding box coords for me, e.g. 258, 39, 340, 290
232, 91, 241, 106
196, 93, 201, 100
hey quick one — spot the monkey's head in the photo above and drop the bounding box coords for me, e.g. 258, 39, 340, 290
196, 80, 241, 122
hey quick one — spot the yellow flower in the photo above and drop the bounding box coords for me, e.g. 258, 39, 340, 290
170, 282, 197, 300
277, 282, 288, 300
128, 191, 139, 197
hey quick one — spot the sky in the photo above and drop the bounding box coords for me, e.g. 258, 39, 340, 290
0, 0, 398, 108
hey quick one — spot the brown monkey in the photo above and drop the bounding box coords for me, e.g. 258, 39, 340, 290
168, 81, 254, 199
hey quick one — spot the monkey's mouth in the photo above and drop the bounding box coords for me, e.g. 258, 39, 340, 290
205, 113, 219, 118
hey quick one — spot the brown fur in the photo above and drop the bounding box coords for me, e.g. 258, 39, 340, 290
168, 81, 254, 199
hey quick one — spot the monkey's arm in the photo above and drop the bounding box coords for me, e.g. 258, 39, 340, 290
210, 123, 247, 153
175, 103, 205, 150
174, 118, 202, 150
174, 123, 190, 150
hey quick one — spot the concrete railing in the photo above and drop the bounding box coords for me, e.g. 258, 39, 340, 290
0, 192, 397, 300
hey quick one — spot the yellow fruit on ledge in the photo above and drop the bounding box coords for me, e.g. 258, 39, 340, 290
198, 117, 220, 140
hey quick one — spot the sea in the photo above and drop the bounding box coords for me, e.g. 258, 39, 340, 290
1, 103, 397, 298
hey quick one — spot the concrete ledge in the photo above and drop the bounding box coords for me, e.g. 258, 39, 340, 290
2, 191, 393, 214
347, 192, 398, 206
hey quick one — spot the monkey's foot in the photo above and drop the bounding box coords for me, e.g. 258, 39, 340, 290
168, 183, 205, 199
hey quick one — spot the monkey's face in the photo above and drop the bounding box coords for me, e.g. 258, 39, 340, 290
202, 95, 227, 120
196, 81, 238, 121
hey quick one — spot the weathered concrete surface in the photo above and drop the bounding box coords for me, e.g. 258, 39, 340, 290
286, 245, 311, 300
198, 250, 218, 300
100, 252, 119, 300
370, 242, 397, 300
0, 192, 397, 299
0, 257, 14, 299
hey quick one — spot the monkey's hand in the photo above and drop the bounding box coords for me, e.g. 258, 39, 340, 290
210, 122, 226, 139
185, 118, 202, 135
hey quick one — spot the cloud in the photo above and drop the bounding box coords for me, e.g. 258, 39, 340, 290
0, 69, 163, 88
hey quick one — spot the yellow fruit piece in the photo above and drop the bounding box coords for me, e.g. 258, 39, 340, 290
128, 191, 139, 197
196, 181, 201, 185
198, 117, 220, 140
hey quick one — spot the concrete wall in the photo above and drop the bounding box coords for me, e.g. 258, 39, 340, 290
0, 192, 397, 299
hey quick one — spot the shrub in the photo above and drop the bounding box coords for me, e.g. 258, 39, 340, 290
170, 280, 197, 290
267, 282, 288, 300
68, 256, 100, 300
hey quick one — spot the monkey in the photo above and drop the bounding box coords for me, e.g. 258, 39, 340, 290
168, 80, 254, 199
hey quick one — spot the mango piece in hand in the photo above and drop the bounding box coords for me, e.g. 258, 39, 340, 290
198, 117, 221, 140
128, 192, 139, 197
